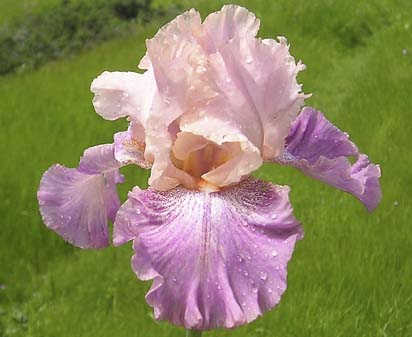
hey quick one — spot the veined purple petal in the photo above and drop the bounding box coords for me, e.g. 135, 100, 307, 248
114, 124, 152, 169
38, 144, 124, 249
275, 107, 382, 211
79, 144, 123, 174
114, 177, 302, 329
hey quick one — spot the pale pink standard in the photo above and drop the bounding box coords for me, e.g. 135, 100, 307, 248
37, 5, 381, 330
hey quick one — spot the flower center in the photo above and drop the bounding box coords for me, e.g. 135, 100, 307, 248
171, 132, 239, 189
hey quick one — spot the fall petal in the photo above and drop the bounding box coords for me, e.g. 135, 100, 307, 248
37, 144, 124, 248
114, 177, 302, 329
114, 123, 151, 169
275, 107, 382, 211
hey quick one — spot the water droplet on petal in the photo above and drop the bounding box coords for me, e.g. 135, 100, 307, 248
260, 271, 268, 280
268, 288, 273, 294
242, 301, 247, 307
271, 250, 278, 257
237, 255, 243, 262
271, 214, 277, 219
243, 270, 249, 277
172, 277, 177, 283
252, 287, 258, 294
246, 57, 253, 64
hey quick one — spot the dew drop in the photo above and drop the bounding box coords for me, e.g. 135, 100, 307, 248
243, 270, 249, 277
172, 277, 177, 283
237, 255, 243, 262
271, 250, 278, 257
246, 57, 253, 64
252, 287, 258, 294
242, 301, 247, 307
271, 214, 277, 219
225, 77, 231, 83
268, 288, 273, 294
260, 271, 268, 280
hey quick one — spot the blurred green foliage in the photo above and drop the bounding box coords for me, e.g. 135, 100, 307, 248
0, 0, 153, 75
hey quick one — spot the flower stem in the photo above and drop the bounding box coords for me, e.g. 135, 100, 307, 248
186, 330, 202, 337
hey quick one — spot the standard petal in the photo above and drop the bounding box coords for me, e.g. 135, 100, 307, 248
275, 107, 382, 211
38, 144, 124, 249
114, 177, 302, 329
139, 5, 307, 189
203, 5, 308, 158
90, 69, 156, 126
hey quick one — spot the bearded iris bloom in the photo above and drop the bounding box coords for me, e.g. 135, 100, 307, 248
37, 5, 381, 331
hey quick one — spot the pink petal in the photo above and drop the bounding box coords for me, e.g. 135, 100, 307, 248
113, 177, 302, 329
138, 5, 307, 188
275, 107, 382, 211
37, 144, 124, 249
90, 69, 156, 127
204, 5, 307, 157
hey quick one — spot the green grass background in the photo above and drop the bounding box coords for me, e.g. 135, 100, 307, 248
1, 0, 411, 336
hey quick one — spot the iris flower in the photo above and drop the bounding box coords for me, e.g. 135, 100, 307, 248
37, 5, 381, 332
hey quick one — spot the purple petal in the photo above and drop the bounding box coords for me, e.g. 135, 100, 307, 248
114, 177, 302, 329
79, 144, 123, 174
38, 144, 124, 249
114, 124, 151, 169
275, 107, 382, 211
